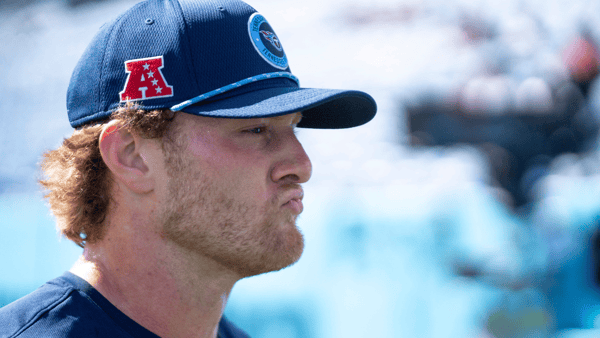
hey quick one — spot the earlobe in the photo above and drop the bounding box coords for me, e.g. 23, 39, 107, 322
99, 121, 154, 194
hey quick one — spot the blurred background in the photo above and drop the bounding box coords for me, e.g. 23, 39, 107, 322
3, 0, 600, 337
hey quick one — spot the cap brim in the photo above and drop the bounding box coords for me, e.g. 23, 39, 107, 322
179, 86, 377, 129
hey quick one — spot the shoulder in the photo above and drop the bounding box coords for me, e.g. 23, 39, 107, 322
0, 275, 123, 338
0, 277, 75, 337
218, 316, 251, 338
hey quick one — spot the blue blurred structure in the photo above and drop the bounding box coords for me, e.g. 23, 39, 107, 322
0, 192, 81, 306
403, 9, 600, 337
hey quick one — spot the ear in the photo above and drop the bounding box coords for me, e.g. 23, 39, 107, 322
99, 121, 155, 194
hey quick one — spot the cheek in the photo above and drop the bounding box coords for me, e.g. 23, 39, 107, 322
187, 135, 271, 200
188, 136, 243, 172
186, 131, 220, 160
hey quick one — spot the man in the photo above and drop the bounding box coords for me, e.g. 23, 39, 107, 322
0, 0, 376, 337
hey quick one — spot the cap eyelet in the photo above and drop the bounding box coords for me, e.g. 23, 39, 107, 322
145, 18, 154, 25
217, 6, 225, 12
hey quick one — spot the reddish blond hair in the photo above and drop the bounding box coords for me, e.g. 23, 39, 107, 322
39, 106, 176, 247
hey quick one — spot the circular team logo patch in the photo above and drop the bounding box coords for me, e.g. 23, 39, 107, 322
248, 13, 288, 70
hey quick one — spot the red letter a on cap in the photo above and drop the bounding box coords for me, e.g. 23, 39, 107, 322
120, 56, 174, 102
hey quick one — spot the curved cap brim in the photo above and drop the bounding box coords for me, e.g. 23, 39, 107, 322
179, 86, 377, 129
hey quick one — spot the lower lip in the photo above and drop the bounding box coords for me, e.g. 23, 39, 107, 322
283, 199, 303, 214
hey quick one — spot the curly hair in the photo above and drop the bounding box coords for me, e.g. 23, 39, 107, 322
39, 106, 176, 247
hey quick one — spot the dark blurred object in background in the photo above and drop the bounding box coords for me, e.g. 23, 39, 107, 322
406, 31, 600, 210
65, 0, 108, 7
460, 12, 497, 45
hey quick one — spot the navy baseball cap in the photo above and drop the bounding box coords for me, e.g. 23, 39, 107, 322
67, 0, 377, 129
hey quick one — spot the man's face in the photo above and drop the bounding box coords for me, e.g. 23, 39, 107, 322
157, 112, 312, 277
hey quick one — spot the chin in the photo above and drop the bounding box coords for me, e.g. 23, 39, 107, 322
235, 223, 305, 278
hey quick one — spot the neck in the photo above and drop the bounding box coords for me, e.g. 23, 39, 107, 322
70, 212, 240, 338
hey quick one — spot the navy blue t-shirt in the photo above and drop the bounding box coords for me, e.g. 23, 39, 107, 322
0, 272, 250, 338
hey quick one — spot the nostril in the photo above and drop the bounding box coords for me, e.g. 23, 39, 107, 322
279, 174, 301, 185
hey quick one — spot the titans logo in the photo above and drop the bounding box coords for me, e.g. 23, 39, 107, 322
248, 13, 288, 70
259, 30, 283, 51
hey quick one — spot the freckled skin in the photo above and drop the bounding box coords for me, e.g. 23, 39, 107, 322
158, 112, 312, 278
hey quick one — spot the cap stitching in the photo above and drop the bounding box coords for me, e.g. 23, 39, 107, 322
171, 0, 201, 94
96, 2, 146, 118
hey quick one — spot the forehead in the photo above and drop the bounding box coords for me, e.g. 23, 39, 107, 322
176, 112, 302, 128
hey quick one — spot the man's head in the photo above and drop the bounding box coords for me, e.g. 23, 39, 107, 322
42, 0, 376, 276
42, 107, 310, 276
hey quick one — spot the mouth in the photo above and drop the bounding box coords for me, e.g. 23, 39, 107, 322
281, 189, 304, 215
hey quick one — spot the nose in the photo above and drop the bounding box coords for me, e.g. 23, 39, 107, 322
270, 131, 312, 184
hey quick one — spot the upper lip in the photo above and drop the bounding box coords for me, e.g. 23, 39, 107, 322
281, 187, 304, 206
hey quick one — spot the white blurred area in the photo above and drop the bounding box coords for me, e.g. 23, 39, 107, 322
3, 0, 600, 337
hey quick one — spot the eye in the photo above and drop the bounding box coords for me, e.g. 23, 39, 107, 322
245, 126, 267, 134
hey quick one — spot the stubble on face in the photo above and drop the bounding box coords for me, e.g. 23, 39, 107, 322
157, 122, 304, 278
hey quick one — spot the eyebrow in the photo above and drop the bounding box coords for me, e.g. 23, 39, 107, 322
268, 112, 302, 124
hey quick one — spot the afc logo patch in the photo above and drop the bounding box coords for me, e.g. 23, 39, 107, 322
120, 56, 174, 102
